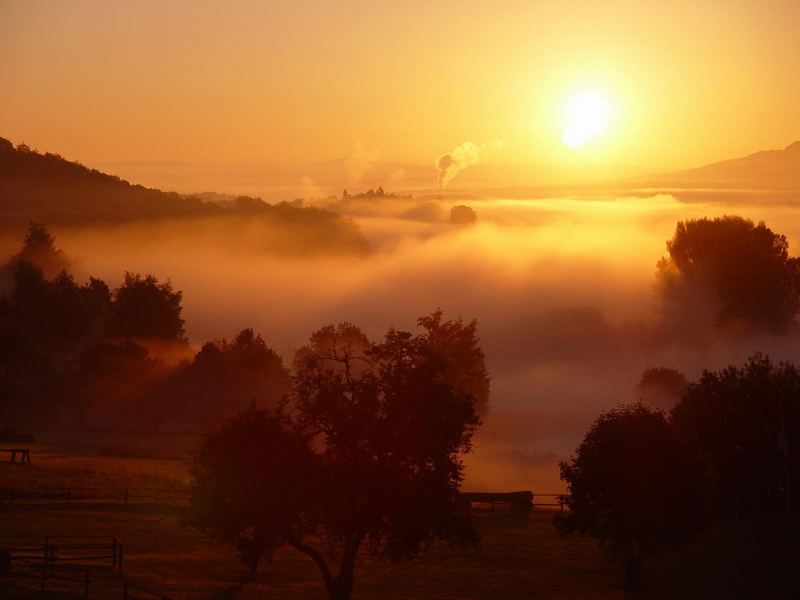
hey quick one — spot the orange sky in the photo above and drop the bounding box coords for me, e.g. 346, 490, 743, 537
2, 0, 799, 171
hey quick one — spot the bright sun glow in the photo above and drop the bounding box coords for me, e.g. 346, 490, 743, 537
562, 91, 612, 149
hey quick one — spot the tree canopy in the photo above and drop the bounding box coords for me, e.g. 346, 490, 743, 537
191, 315, 482, 600
656, 216, 800, 331
671, 353, 800, 516
156, 328, 291, 428
635, 366, 688, 410
449, 205, 477, 225
16, 222, 70, 278
109, 272, 185, 340
417, 310, 490, 417
557, 404, 711, 587
190, 407, 319, 573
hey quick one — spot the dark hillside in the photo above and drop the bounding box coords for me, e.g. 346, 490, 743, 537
0, 138, 369, 253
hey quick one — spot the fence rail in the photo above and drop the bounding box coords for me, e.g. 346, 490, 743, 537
0, 448, 31, 463
1, 486, 568, 511
1, 486, 189, 505
0, 535, 123, 575
4, 562, 91, 598
0, 535, 180, 599
532, 494, 571, 510
463, 491, 570, 511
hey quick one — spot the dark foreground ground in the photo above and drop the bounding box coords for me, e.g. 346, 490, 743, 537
0, 436, 798, 599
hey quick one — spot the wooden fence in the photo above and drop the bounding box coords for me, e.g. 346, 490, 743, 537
0, 535, 123, 575
0, 447, 31, 463
463, 491, 570, 511
532, 494, 571, 511
1, 485, 568, 511
1, 486, 189, 505
3, 562, 91, 598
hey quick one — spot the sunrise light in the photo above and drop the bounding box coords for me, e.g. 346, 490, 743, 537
562, 91, 613, 149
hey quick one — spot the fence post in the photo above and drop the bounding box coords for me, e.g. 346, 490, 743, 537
84, 570, 90, 599
124, 581, 128, 599
117, 539, 124, 575
48, 542, 56, 575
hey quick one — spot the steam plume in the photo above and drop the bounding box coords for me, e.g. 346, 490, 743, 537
436, 141, 501, 189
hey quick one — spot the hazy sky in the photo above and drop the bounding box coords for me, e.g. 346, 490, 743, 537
2, 0, 799, 170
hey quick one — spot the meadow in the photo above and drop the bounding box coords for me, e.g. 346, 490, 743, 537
1, 434, 797, 599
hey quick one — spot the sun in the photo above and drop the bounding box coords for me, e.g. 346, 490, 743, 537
562, 91, 612, 149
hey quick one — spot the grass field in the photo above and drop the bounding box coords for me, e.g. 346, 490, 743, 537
1, 433, 798, 599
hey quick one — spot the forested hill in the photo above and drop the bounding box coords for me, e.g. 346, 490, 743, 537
0, 137, 370, 254
0, 137, 223, 223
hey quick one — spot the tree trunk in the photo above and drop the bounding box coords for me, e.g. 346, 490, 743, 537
624, 544, 642, 588
327, 573, 355, 600
288, 535, 359, 600
326, 534, 360, 600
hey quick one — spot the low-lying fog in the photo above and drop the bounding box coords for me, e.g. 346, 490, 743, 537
8, 192, 800, 491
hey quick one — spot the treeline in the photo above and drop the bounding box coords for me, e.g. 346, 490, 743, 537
556, 215, 800, 587
0, 224, 485, 431
558, 357, 800, 587
0, 137, 369, 254
0, 223, 282, 429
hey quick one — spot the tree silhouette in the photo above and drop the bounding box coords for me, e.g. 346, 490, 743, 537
75, 339, 166, 427
109, 272, 185, 340
292, 322, 371, 373
191, 318, 481, 600
418, 310, 490, 416
672, 353, 800, 516
449, 205, 477, 225
15, 223, 70, 278
161, 328, 291, 427
557, 404, 711, 588
635, 366, 688, 410
190, 406, 319, 574
0, 320, 61, 428
656, 216, 800, 331
1, 260, 111, 350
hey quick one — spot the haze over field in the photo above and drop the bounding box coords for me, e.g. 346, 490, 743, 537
4, 166, 800, 491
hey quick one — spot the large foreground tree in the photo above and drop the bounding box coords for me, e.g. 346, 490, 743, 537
557, 404, 711, 587
191, 314, 482, 600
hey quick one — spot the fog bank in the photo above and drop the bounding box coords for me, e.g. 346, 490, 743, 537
10, 193, 800, 491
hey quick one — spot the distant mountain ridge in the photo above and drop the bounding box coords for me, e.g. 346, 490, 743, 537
658, 140, 800, 186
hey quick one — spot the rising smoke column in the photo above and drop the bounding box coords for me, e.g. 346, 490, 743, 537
436, 141, 501, 189
436, 142, 481, 189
